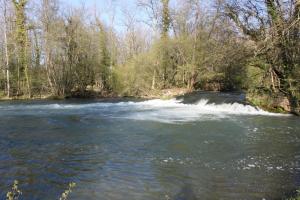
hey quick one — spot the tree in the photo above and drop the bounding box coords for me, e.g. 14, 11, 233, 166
41, 0, 59, 95
12, 0, 31, 97
2, 0, 10, 97
160, 0, 171, 88
96, 18, 111, 90
223, 0, 300, 111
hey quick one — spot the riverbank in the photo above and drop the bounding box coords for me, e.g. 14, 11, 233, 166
246, 92, 300, 116
0, 88, 190, 101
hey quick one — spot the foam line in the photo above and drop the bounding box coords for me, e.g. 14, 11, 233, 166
0, 99, 288, 123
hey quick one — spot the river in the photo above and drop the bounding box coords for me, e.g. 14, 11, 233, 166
0, 92, 299, 200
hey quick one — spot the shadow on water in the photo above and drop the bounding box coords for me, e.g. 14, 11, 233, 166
173, 184, 198, 200
177, 91, 246, 105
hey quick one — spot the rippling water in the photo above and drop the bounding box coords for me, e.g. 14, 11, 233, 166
0, 92, 299, 200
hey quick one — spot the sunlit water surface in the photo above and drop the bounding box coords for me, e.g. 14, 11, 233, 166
0, 92, 299, 200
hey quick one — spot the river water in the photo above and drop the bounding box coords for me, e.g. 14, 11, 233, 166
0, 92, 299, 200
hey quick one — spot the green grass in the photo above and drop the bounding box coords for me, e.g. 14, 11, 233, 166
6, 180, 76, 200
289, 190, 300, 200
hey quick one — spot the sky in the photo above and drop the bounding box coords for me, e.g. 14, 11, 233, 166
55, 0, 212, 34
65, 0, 136, 7
63, 0, 141, 33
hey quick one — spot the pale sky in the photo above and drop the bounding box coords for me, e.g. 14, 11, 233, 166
59, 0, 212, 34
63, 0, 145, 33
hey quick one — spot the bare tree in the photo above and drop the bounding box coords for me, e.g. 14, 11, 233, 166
1, 0, 10, 97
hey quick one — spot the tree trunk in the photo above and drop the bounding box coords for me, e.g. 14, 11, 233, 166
12, 0, 30, 97
3, 0, 10, 98
24, 32, 31, 98
151, 69, 156, 90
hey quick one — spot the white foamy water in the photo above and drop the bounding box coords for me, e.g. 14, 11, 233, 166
0, 98, 288, 123
125, 98, 286, 115
120, 99, 288, 123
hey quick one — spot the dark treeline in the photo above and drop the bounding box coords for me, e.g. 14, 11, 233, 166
0, 0, 299, 111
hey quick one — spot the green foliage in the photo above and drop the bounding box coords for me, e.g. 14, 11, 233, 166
161, 0, 171, 37
59, 182, 76, 200
246, 59, 268, 92
6, 180, 22, 200
12, 0, 31, 97
114, 52, 156, 95
225, 0, 300, 111
5, 181, 76, 200
112, 16, 251, 95
97, 22, 112, 91
288, 189, 300, 200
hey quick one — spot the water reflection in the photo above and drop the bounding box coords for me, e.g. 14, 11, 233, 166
173, 184, 198, 200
